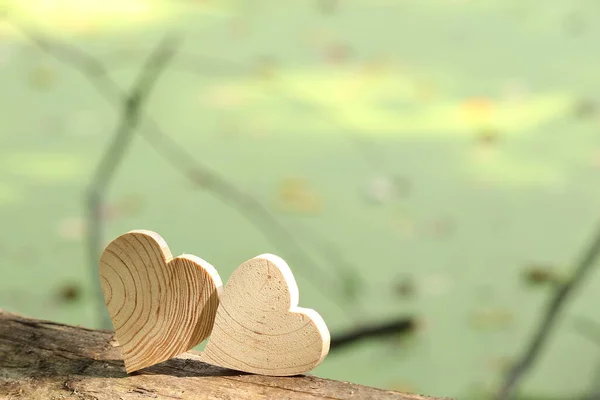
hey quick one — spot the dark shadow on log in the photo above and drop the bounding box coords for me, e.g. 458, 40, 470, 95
142, 357, 247, 378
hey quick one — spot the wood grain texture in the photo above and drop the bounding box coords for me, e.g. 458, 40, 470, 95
0, 310, 447, 400
201, 254, 331, 376
99, 230, 222, 373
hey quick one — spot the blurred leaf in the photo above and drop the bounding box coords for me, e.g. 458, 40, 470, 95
207, 83, 246, 109
318, 0, 339, 15
391, 213, 416, 237
256, 55, 278, 80
55, 282, 82, 304
475, 127, 502, 148
28, 65, 56, 90
522, 264, 564, 287
414, 79, 438, 102
364, 175, 407, 205
57, 217, 86, 241
564, 12, 586, 36
468, 308, 515, 331
323, 43, 352, 65
360, 57, 393, 79
274, 177, 322, 215
420, 273, 453, 297
116, 193, 145, 217
423, 218, 455, 238
228, 17, 251, 37
393, 276, 416, 299
572, 97, 597, 120
461, 97, 494, 125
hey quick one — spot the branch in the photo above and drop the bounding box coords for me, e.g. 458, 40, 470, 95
86, 35, 180, 328
7, 19, 356, 323
497, 223, 600, 399
88, 35, 178, 194
330, 317, 419, 351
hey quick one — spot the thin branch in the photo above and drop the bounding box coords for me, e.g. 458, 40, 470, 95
89, 36, 179, 193
497, 223, 600, 399
330, 316, 418, 351
87, 35, 180, 328
7, 19, 356, 322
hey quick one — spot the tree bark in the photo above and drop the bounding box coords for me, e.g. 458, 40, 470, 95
0, 310, 447, 400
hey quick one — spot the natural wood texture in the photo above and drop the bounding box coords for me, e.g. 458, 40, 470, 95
0, 310, 447, 400
99, 230, 222, 373
201, 254, 330, 376
100, 229, 329, 376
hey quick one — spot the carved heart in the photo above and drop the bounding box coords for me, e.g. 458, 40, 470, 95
200, 254, 330, 376
99, 230, 222, 373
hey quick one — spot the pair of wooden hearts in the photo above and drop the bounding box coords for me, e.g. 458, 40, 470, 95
99, 230, 330, 376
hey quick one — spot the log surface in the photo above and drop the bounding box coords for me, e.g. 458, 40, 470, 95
0, 310, 446, 400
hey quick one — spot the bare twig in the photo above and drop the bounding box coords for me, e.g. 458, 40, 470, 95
330, 316, 418, 351
87, 35, 180, 328
497, 224, 600, 399
7, 19, 356, 323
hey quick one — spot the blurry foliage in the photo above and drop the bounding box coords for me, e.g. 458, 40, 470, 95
521, 264, 564, 287
468, 308, 515, 331
1, 0, 600, 398
393, 276, 416, 300
55, 282, 82, 303
275, 177, 322, 215
28, 64, 57, 90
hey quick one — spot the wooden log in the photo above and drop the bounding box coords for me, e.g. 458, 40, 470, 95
0, 310, 447, 400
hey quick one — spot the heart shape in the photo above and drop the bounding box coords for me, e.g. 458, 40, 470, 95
99, 230, 222, 373
200, 253, 330, 376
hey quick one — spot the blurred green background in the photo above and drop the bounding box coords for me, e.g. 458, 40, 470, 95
2, 1, 600, 398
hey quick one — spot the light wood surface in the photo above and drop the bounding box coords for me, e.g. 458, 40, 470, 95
0, 310, 446, 400
99, 230, 222, 373
201, 253, 331, 376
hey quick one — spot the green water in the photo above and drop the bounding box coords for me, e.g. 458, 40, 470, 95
1, 1, 600, 398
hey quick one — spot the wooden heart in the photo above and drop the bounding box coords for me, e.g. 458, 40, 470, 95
99, 230, 222, 373
200, 254, 330, 376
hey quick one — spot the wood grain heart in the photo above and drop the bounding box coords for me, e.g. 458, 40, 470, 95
200, 254, 330, 376
99, 230, 222, 373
